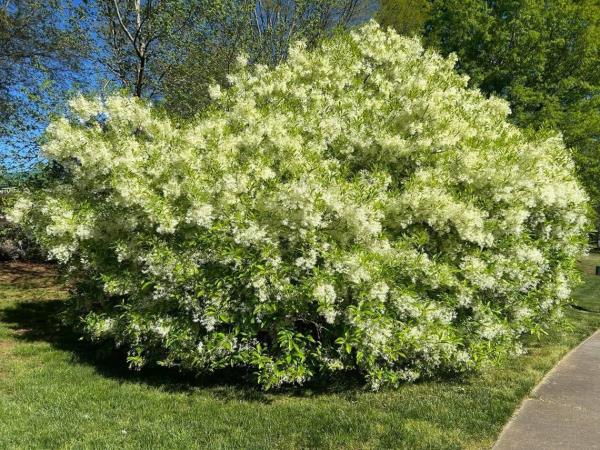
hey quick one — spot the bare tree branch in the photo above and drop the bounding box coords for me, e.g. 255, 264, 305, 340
111, 0, 139, 54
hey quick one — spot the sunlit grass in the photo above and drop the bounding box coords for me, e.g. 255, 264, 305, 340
1, 258, 599, 449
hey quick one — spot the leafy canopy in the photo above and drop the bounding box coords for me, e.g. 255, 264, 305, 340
376, 0, 430, 36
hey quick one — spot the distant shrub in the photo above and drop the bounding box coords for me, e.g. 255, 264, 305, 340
8, 23, 588, 389
0, 221, 42, 261
0, 193, 44, 261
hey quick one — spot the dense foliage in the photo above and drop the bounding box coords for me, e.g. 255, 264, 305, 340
379, 0, 600, 221
376, 0, 430, 36
8, 23, 588, 389
0, 217, 43, 261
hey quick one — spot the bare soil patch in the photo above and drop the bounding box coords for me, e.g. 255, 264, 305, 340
0, 261, 59, 287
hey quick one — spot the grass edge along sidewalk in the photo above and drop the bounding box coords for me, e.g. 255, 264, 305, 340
494, 328, 600, 449
1, 255, 600, 449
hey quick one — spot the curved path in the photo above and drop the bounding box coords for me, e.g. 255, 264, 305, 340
494, 329, 600, 449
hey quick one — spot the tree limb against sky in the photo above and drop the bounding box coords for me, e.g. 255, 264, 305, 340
0, 0, 375, 173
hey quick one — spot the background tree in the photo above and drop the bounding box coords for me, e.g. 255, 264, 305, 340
376, 0, 430, 36
0, 0, 89, 170
90, 0, 205, 98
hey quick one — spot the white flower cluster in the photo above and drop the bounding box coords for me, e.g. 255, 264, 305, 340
8, 22, 588, 389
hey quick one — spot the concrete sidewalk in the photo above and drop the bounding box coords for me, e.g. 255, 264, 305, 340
494, 330, 600, 450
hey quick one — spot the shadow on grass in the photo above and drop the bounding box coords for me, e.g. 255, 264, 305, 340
0, 297, 370, 403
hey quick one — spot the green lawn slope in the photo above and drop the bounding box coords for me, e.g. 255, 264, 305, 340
1, 255, 600, 449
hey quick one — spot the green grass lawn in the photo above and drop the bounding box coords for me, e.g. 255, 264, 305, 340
1, 256, 600, 450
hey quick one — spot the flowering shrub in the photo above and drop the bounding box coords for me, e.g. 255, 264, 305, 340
8, 23, 588, 389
